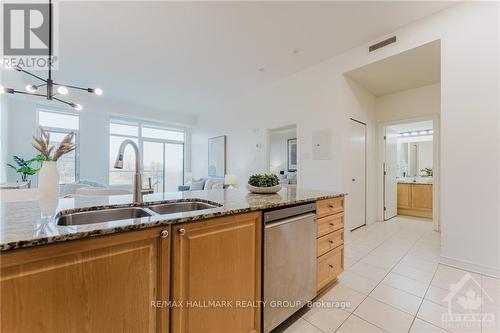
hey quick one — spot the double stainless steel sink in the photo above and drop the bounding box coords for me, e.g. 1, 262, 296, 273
56, 200, 222, 226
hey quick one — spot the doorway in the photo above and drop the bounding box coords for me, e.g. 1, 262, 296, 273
383, 120, 436, 224
267, 125, 298, 186
348, 118, 366, 231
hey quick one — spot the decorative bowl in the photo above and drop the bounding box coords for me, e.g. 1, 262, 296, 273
247, 184, 282, 194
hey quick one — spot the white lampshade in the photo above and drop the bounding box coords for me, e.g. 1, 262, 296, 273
224, 174, 237, 185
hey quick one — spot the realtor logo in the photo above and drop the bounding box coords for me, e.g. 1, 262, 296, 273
441, 272, 495, 329
3, 3, 50, 55
2, 1, 58, 70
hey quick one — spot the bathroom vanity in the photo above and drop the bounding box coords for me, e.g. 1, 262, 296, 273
397, 180, 433, 218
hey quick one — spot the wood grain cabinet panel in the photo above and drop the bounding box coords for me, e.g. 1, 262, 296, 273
397, 183, 433, 218
317, 245, 344, 292
317, 197, 344, 218
317, 229, 344, 257
317, 213, 344, 237
397, 184, 411, 209
171, 212, 261, 333
411, 184, 433, 210
1, 228, 169, 333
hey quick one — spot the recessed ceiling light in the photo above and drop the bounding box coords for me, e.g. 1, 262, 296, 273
258, 68, 265, 72
293, 48, 301, 55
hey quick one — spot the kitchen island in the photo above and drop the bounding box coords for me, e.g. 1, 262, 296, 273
0, 187, 345, 333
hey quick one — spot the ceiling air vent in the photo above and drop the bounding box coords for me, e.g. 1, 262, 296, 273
369, 36, 397, 52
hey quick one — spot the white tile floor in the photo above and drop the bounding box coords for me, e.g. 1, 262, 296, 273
273, 216, 500, 333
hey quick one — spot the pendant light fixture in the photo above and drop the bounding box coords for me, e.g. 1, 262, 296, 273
0, 0, 102, 110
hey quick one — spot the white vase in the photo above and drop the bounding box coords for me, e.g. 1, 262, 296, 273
38, 161, 60, 217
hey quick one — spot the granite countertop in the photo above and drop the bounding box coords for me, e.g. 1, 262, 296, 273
0, 187, 344, 252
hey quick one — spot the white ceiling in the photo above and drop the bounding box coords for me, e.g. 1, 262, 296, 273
3, 1, 453, 117
345, 40, 441, 96
389, 120, 433, 133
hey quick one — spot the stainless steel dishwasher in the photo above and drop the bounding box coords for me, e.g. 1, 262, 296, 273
263, 203, 317, 333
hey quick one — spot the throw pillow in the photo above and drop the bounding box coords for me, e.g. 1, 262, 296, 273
189, 179, 205, 191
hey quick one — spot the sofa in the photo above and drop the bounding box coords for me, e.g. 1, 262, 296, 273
178, 177, 227, 191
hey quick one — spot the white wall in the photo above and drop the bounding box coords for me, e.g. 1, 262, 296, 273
191, 45, 378, 227
192, 2, 500, 276
375, 83, 440, 122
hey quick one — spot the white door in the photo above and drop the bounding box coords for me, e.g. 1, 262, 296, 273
348, 119, 366, 231
384, 127, 398, 220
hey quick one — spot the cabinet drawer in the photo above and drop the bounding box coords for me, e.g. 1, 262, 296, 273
317, 245, 344, 291
317, 197, 344, 218
317, 213, 344, 238
317, 229, 343, 257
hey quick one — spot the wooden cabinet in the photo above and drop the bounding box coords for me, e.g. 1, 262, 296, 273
1, 227, 170, 333
171, 212, 261, 333
397, 183, 433, 218
316, 197, 344, 293
397, 183, 411, 209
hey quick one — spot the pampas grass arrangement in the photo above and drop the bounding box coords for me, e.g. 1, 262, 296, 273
32, 127, 76, 161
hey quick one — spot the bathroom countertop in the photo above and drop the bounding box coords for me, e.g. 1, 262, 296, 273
0, 187, 344, 252
397, 178, 433, 185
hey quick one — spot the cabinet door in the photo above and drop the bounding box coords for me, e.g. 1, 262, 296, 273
1, 227, 170, 333
397, 184, 411, 209
171, 212, 261, 333
411, 184, 433, 210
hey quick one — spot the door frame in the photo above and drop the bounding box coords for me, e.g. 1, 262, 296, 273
383, 127, 399, 221
349, 118, 367, 231
265, 124, 300, 185
377, 115, 440, 231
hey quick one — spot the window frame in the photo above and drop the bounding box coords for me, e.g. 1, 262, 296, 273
109, 117, 186, 192
37, 107, 80, 184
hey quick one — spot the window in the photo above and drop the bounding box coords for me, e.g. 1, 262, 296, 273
109, 118, 185, 193
38, 109, 79, 184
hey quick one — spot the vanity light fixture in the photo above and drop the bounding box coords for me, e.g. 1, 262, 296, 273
0, 0, 102, 111
399, 129, 434, 137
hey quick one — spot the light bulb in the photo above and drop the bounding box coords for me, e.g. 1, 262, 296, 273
419, 131, 427, 135
0, 86, 14, 94
428, 130, 434, 134
74, 103, 83, 111
410, 132, 419, 136
402, 133, 410, 137
57, 86, 69, 95
26, 85, 37, 93
87, 87, 103, 95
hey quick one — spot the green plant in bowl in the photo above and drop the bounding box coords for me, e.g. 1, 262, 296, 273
247, 174, 281, 194
248, 174, 280, 187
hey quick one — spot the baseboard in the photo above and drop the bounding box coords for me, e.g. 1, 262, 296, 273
440, 255, 500, 278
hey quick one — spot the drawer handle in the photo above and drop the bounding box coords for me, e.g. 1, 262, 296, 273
328, 264, 334, 269
178, 228, 186, 235
329, 240, 334, 244
329, 204, 335, 208
329, 223, 335, 226
160, 230, 169, 238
